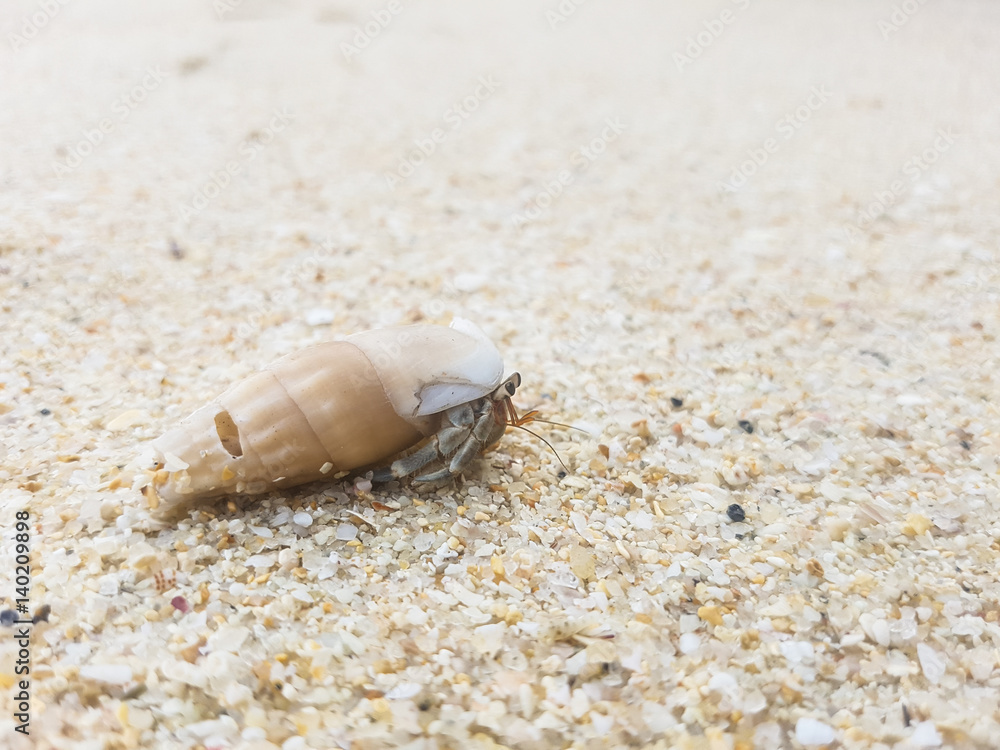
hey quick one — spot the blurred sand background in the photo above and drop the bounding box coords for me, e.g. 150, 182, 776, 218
1, 0, 999, 748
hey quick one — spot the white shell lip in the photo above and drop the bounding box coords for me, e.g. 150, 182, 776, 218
416, 382, 495, 416
347, 318, 504, 420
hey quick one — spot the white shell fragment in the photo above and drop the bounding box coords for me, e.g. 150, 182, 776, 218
795, 717, 836, 746
79, 664, 134, 685
148, 320, 504, 504
916, 642, 947, 684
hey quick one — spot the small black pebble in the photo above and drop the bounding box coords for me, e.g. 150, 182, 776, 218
40, 408, 51, 416
557, 470, 567, 480
902, 703, 911, 727
670, 397, 684, 408
727, 503, 746, 522
0, 609, 16, 626
738, 420, 753, 433
32, 604, 51, 624
960, 440, 971, 450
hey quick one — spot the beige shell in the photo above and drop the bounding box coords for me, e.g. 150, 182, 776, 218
149, 320, 504, 503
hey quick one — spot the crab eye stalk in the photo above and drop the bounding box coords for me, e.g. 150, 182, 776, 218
492, 372, 521, 402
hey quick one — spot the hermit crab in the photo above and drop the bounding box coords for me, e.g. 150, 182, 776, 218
147, 319, 542, 504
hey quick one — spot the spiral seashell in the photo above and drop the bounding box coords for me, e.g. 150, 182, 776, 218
148, 319, 509, 504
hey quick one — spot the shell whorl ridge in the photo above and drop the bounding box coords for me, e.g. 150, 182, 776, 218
149, 321, 505, 503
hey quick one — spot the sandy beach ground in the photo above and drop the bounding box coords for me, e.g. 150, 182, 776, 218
1, 0, 999, 748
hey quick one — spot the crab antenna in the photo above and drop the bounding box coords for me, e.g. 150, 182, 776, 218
524, 416, 588, 434
502, 398, 579, 474
511, 399, 587, 434
509, 423, 572, 474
